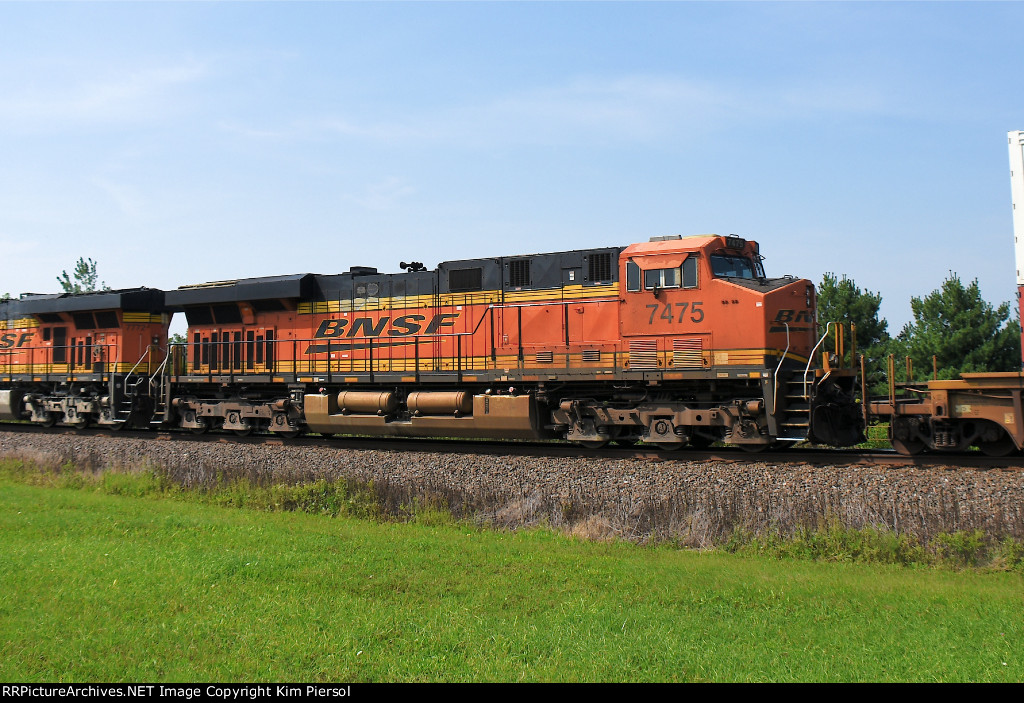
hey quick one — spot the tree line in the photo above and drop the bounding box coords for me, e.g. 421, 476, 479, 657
816, 271, 1021, 393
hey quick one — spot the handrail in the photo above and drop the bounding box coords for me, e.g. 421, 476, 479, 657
124, 345, 169, 398
152, 349, 171, 378
771, 322, 790, 415
125, 347, 155, 380
0, 342, 117, 377
803, 321, 836, 398
151, 345, 174, 399
175, 293, 647, 378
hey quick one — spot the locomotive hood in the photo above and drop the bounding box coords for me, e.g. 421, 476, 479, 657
715, 275, 810, 294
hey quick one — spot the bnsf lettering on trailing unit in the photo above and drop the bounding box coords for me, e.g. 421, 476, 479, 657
0, 332, 34, 349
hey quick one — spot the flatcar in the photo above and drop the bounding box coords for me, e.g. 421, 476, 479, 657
867, 370, 1024, 457
1, 234, 865, 450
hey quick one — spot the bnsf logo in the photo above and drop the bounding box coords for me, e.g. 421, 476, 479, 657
304, 313, 461, 354
773, 310, 813, 324
0, 332, 34, 349
314, 313, 460, 339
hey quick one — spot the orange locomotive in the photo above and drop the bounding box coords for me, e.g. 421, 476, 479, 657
0, 289, 169, 428
162, 234, 863, 450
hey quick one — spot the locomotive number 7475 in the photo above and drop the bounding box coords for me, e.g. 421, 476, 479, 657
646, 302, 704, 324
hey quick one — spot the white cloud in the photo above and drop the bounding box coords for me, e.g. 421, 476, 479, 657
221, 72, 904, 151
0, 237, 41, 256
91, 177, 147, 218
219, 116, 421, 143
219, 75, 731, 148
342, 177, 416, 211
461, 75, 730, 145
0, 58, 208, 130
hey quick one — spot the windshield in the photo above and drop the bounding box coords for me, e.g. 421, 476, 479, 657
711, 254, 764, 279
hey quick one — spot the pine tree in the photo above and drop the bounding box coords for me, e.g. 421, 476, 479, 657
896, 272, 1020, 380
815, 272, 894, 397
56, 258, 110, 294
816, 272, 890, 361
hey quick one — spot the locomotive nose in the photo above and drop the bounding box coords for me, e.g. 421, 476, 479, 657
763, 279, 817, 356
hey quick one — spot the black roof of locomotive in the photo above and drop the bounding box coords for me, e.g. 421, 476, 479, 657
166, 273, 318, 308
3, 288, 167, 316
160, 244, 625, 307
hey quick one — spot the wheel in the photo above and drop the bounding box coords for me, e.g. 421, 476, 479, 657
190, 425, 208, 435
570, 424, 618, 449
891, 437, 925, 456
233, 427, 254, 437
738, 443, 770, 454
979, 433, 1017, 457
688, 435, 714, 449
654, 442, 683, 451
107, 421, 127, 431
278, 428, 303, 439
613, 436, 640, 446
40, 414, 58, 428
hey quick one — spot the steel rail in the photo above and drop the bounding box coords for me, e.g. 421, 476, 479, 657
2, 421, 1023, 470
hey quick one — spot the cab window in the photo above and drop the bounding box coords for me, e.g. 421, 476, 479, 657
682, 257, 697, 287
626, 257, 698, 291
626, 261, 640, 291
711, 254, 764, 279
645, 267, 678, 289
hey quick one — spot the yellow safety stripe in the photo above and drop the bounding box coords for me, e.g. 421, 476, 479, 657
0, 362, 160, 374
181, 347, 801, 376
0, 318, 39, 330
296, 284, 620, 314
1, 314, 165, 328
122, 313, 168, 324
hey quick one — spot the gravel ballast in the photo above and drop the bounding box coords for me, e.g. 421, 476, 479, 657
2, 430, 1023, 545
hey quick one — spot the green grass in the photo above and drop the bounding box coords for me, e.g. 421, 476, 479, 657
725, 523, 1024, 570
858, 421, 892, 449
1, 467, 1022, 681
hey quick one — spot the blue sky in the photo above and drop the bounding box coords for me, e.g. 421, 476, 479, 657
2, 1, 1023, 336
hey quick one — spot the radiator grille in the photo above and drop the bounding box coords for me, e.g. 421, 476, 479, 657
628, 339, 659, 369
672, 338, 703, 369
535, 351, 553, 363
587, 252, 613, 282
581, 349, 601, 363
449, 267, 483, 292
509, 259, 531, 287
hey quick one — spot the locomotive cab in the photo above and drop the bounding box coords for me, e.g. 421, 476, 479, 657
612, 235, 862, 449
620, 235, 817, 370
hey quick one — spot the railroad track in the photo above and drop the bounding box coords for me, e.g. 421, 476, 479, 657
3, 421, 1023, 470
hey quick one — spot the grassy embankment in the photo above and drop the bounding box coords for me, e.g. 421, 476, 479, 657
1, 459, 1022, 682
